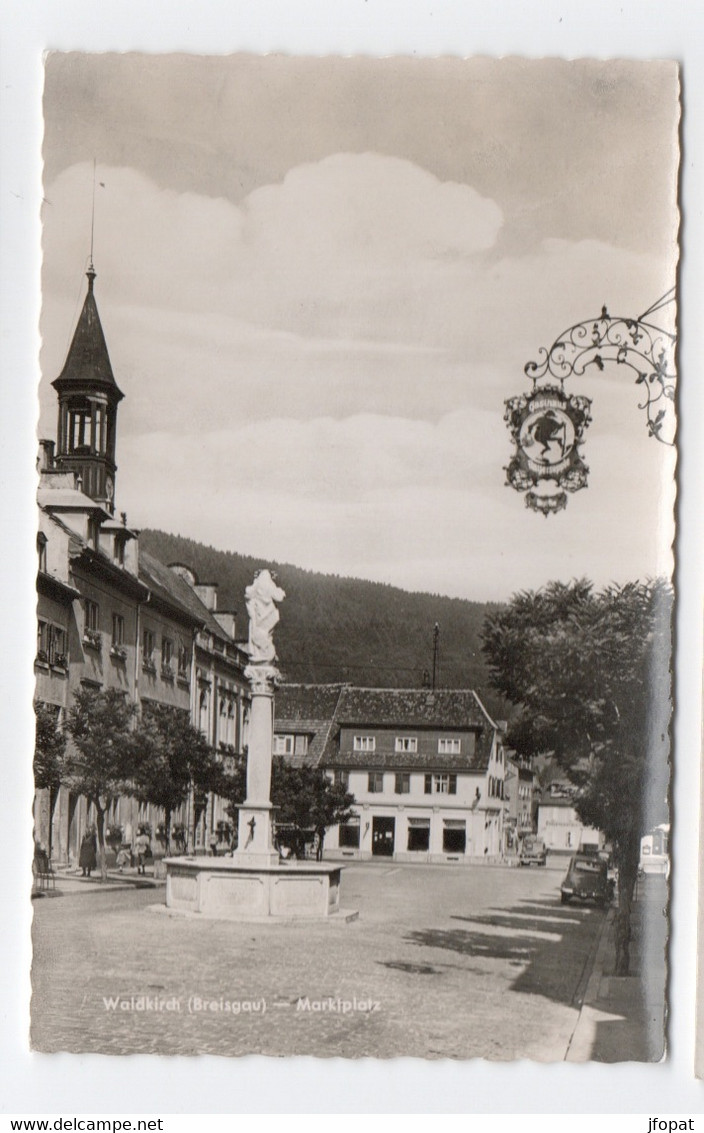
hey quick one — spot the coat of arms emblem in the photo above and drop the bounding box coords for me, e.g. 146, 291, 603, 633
504, 386, 592, 515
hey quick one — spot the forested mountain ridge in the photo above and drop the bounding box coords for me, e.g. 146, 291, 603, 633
139, 529, 509, 720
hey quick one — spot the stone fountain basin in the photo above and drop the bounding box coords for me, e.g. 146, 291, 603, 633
163, 856, 348, 921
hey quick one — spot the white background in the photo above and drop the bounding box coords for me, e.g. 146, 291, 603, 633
1, 0, 702, 1115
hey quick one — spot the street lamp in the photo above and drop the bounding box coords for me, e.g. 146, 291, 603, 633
505, 288, 676, 515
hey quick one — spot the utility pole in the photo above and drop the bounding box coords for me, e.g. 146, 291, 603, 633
432, 622, 440, 691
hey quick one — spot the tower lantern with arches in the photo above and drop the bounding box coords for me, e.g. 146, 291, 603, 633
51, 262, 123, 514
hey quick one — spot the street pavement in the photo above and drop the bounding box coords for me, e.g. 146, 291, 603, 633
30, 861, 657, 1061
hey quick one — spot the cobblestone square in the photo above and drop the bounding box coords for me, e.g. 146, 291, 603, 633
31, 861, 614, 1060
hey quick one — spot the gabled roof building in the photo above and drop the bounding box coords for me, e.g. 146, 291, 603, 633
274, 683, 508, 863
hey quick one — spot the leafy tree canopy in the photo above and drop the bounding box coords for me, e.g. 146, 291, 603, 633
63, 687, 140, 878
481, 578, 672, 856
271, 758, 355, 857
132, 703, 226, 827
64, 687, 139, 803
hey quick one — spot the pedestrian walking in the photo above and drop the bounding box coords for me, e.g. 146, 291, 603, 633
134, 827, 151, 875
115, 846, 131, 873
79, 827, 97, 877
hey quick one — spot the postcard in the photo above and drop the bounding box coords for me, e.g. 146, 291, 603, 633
31, 53, 679, 1063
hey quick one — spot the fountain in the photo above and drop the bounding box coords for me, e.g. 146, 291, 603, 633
163, 571, 356, 921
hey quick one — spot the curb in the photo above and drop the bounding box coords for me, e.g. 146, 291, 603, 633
564, 904, 615, 1062
147, 903, 360, 924
582, 903, 616, 1005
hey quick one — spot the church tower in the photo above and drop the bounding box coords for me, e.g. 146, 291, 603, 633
51, 263, 123, 514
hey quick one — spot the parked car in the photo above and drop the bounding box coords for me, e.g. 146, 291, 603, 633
519, 835, 547, 867
560, 853, 612, 907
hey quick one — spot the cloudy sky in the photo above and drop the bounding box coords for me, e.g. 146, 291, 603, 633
39, 54, 679, 601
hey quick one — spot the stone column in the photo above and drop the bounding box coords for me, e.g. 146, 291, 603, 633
233, 663, 280, 867
231, 569, 285, 868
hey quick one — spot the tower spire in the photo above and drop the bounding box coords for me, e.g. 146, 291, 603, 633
89, 157, 96, 280
52, 245, 123, 512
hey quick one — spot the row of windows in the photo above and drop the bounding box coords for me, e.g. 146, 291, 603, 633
79, 601, 191, 676
198, 688, 240, 749
353, 735, 463, 755
143, 629, 190, 678
488, 775, 505, 800
338, 818, 468, 853
365, 772, 459, 795
218, 697, 238, 719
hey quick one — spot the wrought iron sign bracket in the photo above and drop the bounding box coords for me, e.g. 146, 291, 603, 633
505, 290, 676, 516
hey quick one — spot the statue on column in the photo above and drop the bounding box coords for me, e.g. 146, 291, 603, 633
240, 569, 285, 818
245, 569, 286, 665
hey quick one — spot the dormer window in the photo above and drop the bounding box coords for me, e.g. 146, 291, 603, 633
395, 737, 417, 753
273, 734, 309, 757
274, 735, 294, 756
353, 735, 376, 752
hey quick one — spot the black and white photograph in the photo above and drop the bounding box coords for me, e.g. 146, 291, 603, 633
26, 50, 682, 1067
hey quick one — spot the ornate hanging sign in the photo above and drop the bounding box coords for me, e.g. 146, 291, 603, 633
504, 386, 592, 516
505, 293, 676, 515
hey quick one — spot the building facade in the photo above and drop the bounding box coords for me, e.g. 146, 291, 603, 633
34, 264, 250, 864
537, 794, 603, 855
504, 759, 538, 852
273, 684, 508, 864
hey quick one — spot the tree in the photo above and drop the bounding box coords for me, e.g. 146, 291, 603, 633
34, 702, 67, 855
222, 757, 355, 859
132, 703, 232, 852
271, 759, 355, 860
34, 702, 66, 793
64, 688, 139, 880
481, 579, 672, 974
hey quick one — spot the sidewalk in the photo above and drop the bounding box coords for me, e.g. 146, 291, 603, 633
32, 865, 165, 897
567, 873, 668, 1062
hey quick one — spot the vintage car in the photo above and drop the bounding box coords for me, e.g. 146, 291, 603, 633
560, 853, 611, 907
519, 835, 547, 867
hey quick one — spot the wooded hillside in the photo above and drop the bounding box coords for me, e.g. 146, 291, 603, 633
139, 529, 508, 719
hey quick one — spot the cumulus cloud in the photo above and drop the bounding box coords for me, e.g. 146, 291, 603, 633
42, 155, 502, 324
241, 152, 503, 263
38, 156, 676, 598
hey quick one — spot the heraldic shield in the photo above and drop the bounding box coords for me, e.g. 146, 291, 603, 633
504, 386, 592, 516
